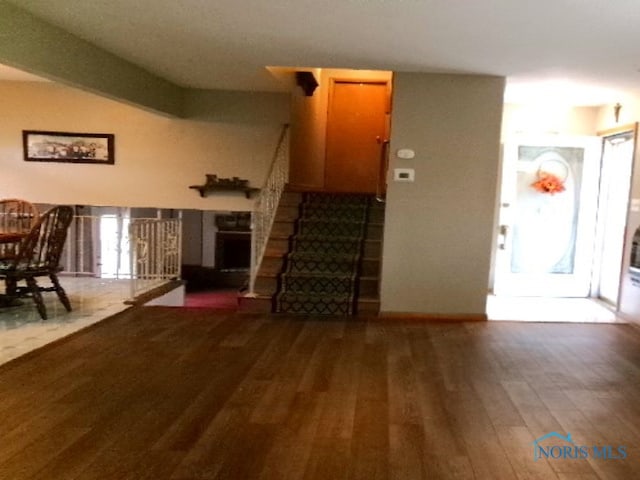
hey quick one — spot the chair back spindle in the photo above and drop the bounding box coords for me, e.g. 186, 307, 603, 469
0, 199, 39, 234
15, 206, 74, 273
0, 199, 40, 259
0, 205, 74, 319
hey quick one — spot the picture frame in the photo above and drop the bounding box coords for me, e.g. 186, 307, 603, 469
23, 130, 115, 164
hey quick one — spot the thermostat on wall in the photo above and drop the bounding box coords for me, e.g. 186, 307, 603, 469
393, 168, 415, 182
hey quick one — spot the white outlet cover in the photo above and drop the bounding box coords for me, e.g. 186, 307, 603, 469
396, 148, 415, 159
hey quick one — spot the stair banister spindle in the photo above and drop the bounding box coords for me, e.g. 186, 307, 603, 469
248, 124, 289, 295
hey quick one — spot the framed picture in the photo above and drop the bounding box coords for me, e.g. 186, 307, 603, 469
23, 130, 115, 164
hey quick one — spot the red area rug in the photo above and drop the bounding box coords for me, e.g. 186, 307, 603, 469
183, 289, 239, 310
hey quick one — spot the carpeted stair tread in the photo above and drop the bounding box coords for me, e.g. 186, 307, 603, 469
284, 256, 359, 275
290, 236, 363, 255
279, 274, 356, 295
300, 204, 368, 221
274, 192, 372, 316
285, 252, 360, 262
303, 192, 371, 204
275, 292, 356, 315
295, 220, 366, 238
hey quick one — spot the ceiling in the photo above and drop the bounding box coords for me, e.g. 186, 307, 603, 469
5, 0, 640, 105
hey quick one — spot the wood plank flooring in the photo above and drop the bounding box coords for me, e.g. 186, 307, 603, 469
1, 307, 640, 479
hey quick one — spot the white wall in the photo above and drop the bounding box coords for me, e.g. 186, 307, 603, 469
0, 81, 287, 211
502, 104, 599, 138
381, 73, 505, 316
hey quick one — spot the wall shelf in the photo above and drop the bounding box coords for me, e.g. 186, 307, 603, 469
189, 175, 259, 199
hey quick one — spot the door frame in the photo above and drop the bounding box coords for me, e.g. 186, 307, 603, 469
591, 123, 638, 308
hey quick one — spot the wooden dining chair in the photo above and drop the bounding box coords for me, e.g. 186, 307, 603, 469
0, 199, 40, 259
0, 205, 74, 320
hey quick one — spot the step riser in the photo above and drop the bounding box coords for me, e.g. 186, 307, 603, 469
280, 192, 303, 205
254, 276, 278, 293
271, 221, 295, 236
259, 256, 284, 275
357, 299, 380, 316
368, 211, 385, 223
275, 205, 299, 222
265, 238, 289, 255
367, 224, 383, 238
238, 295, 272, 313
363, 241, 382, 257
361, 259, 380, 276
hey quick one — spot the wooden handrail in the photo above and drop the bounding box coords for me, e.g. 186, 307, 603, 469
376, 139, 390, 203
262, 124, 290, 190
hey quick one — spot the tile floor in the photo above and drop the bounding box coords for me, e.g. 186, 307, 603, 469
486, 294, 624, 323
0, 277, 134, 366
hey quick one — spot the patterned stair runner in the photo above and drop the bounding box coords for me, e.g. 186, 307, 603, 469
274, 192, 370, 315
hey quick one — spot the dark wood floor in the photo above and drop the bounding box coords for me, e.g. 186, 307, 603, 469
1, 308, 640, 479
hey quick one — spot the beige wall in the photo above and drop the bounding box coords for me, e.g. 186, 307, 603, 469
596, 100, 640, 320
289, 68, 392, 189
0, 82, 286, 211
380, 73, 505, 315
289, 68, 326, 189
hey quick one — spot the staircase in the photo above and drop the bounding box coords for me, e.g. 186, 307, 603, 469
239, 190, 384, 315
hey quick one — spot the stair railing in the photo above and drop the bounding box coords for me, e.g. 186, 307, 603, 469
129, 215, 182, 300
248, 123, 290, 295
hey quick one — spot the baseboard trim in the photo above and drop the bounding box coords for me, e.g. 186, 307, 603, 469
378, 311, 487, 322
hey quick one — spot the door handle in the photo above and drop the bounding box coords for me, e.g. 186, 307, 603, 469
498, 225, 509, 250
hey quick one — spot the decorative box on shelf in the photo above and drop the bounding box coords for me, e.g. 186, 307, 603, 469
189, 175, 259, 199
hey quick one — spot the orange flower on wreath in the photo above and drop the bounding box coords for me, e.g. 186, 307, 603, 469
531, 172, 566, 194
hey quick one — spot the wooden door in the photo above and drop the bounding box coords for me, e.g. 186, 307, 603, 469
325, 81, 389, 193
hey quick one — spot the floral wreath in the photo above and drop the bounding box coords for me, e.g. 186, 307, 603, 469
531, 158, 568, 195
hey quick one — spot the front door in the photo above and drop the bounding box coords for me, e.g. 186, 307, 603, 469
494, 135, 602, 297
324, 80, 389, 193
